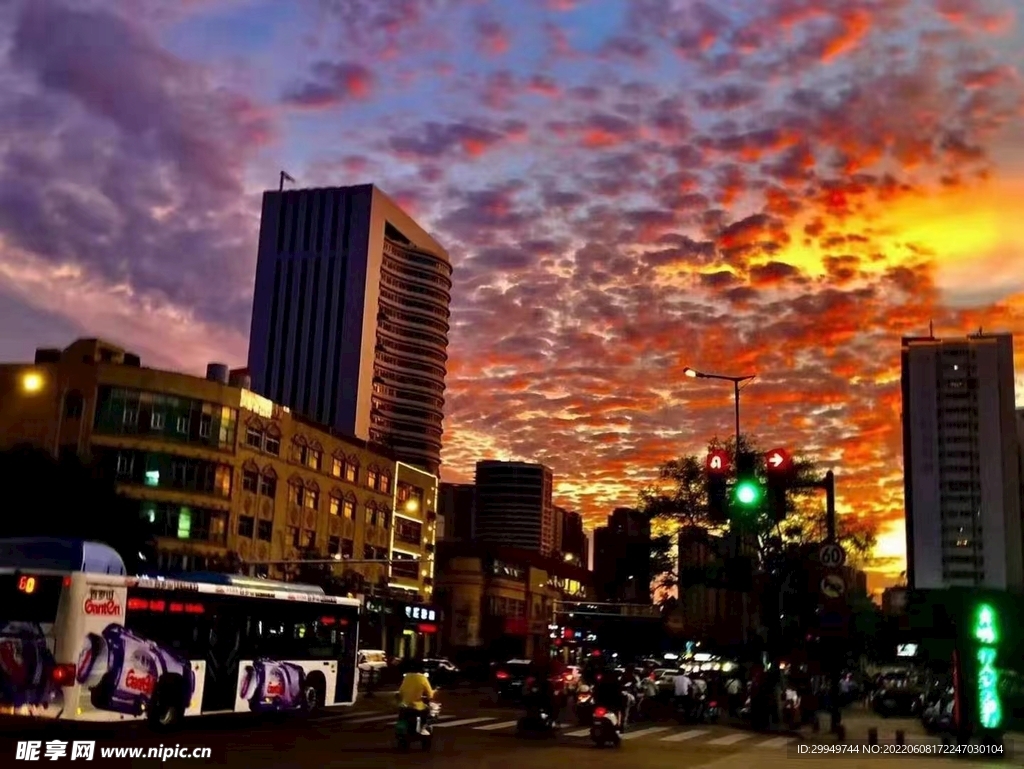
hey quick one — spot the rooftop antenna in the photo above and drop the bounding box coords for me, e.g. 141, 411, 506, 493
279, 170, 296, 192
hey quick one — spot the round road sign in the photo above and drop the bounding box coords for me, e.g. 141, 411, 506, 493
819, 543, 846, 567
820, 574, 846, 599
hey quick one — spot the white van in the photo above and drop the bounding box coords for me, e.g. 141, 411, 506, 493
358, 650, 388, 680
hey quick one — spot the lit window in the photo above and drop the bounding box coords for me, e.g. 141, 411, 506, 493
177, 508, 192, 539
150, 412, 165, 430
330, 496, 341, 516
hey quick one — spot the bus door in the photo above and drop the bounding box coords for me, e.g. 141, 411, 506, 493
201, 605, 245, 712
332, 609, 358, 704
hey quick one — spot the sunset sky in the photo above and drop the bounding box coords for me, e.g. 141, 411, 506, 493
1, 0, 1023, 592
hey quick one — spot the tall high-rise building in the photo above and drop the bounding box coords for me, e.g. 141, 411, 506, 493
474, 461, 555, 554
247, 184, 452, 474
902, 332, 1022, 591
593, 508, 651, 603
438, 482, 474, 542
560, 509, 587, 567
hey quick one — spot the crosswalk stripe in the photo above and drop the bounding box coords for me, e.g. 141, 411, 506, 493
474, 720, 520, 731
345, 713, 403, 724
621, 727, 671, 740
755, 737, 791, 748
432, 717, 495, 728
566, 727, 592, 737
707, 733, 753, 745
660, 729, 708, 742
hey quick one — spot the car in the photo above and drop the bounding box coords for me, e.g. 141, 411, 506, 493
357, 650, 389, 682
493, 659, 533, 701
423, 658, 459, 686
652, 669, 680, 696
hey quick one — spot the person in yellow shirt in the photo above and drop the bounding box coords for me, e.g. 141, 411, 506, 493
398, 659, 435, 710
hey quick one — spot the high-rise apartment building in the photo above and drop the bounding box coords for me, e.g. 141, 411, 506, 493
438, 482, 474, 542
560, 509, 587, 567
902, 332, 1022, 591
593, 507, 651, 603
247, 184, 452, 474
473, 461, 555, 554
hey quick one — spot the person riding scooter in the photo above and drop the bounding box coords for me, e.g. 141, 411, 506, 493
593, 664, 629, 730
397, 658, 436, 735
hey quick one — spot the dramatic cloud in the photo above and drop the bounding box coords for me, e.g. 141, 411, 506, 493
2, 0, 1024, 594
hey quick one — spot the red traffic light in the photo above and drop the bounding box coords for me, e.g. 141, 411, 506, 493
706, 449, 730, 475
764, 448, 793, 474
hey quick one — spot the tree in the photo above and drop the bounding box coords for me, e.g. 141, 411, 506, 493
0, 444, 156, 572
286, 547, 368, 596
641, 435, 877, 598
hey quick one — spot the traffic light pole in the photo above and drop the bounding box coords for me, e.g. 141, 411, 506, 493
792, 470, 837, 543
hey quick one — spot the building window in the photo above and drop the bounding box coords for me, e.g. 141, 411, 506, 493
242, 467, 259, 493
345, 462, 357, 483
176, 415, 188, 434
365, 505, 378, 528
342, 539, 354, 558
198, 413, 212, 438
329, 496, 341, 516
265, 434, 280, 455
343, 499, 355, 520
305, 489, 319, 510
238, 516, 255, 538
332, 457, 343, 478
303, 531, 316, 549
287, 526, 300, 548
305, 448, 322, 471
379, 472, 391, 494
115, 452, 133, 476
214, 466, 232, 497
328, 536, 340, 556
257, 519, 273, 542
260, 474, 277, 497
150, 412, 165, 431
288, 483, 304, 507
367, 469, 379, 491
245, 426, 263, 449
123, 406, 138, 426
64, 391, 84, 419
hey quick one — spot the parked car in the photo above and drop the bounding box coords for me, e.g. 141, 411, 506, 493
423, 658, 460, 686
652, 669, 680, 697
493, 659, 533, 701
357, 650, 389, 682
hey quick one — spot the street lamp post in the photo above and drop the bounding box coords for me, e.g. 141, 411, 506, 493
683, 367, 755, 453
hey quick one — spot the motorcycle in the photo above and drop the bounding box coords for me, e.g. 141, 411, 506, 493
575, 684, 595, 725
517, 679, 559, 737
395, 701, 441, 751
590, 704, 623, 748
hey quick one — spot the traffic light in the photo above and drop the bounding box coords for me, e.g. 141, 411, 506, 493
731, 451, 763, 514
764, 447, 794, 522
705, 449, 729, 523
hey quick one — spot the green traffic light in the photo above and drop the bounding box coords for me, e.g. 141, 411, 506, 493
734, 480, 762, 507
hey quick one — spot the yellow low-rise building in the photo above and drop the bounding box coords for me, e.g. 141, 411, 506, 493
0, 338, 437, 602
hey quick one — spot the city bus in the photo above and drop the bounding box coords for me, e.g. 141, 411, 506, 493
0, 538, 360, 727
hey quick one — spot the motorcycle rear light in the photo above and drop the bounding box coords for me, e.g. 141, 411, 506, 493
593, 707, 607, 718
709, 701, 717, 708
51, 664, 76, 687
495, 671, 509, 680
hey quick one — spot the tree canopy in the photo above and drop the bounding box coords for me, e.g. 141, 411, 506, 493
0, 444, 155, 572
641, 435, 878, 597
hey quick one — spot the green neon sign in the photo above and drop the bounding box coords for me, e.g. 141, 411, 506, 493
972, 603, 1003, 730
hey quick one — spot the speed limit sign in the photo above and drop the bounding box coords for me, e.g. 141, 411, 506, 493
819, 543, 846, 567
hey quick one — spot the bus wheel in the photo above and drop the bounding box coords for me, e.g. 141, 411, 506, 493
148, 678, 184, 731
303, 674, 326, 715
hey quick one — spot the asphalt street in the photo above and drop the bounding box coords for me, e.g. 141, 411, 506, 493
1, 694, 1020, 767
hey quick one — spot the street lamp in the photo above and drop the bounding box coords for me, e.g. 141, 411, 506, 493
404, 498, 419, 513
21, 371, 44, 393
682, 367, 756, 451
